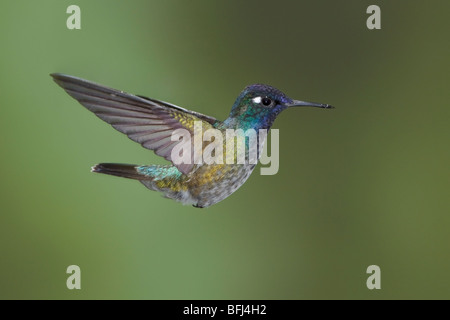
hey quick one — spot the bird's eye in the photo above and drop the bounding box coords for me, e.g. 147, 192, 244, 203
262, 97, 272, 106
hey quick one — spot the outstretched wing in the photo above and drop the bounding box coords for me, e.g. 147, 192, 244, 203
51, 73, 219, 174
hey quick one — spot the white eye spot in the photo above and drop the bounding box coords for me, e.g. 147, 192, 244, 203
252, 96, 262, 104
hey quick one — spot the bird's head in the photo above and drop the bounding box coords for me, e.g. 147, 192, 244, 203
226, 84, 333, 130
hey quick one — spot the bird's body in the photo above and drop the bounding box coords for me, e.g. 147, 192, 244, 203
52, 74, 333, 207
129, 162, 255, 208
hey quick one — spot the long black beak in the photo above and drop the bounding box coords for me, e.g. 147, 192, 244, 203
286, 99, 334, 109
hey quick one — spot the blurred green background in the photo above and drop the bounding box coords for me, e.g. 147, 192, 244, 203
0, 0, 449, 299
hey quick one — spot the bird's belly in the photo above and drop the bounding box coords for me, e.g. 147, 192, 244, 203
187, 164, 256, 208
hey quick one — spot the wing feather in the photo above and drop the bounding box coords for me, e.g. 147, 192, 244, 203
51, 73, 219, 174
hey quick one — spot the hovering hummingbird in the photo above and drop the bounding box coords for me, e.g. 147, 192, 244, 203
51, 74, 333, 208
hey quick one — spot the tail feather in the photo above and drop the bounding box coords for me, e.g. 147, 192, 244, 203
91, 163, 197, 205
91, 163, 148, 180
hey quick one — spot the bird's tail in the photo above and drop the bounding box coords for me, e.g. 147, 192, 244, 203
91, 163, 195, 205
91, 163, 148, 180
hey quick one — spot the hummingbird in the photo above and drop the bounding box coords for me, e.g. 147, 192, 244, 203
51, 73, 333, 208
